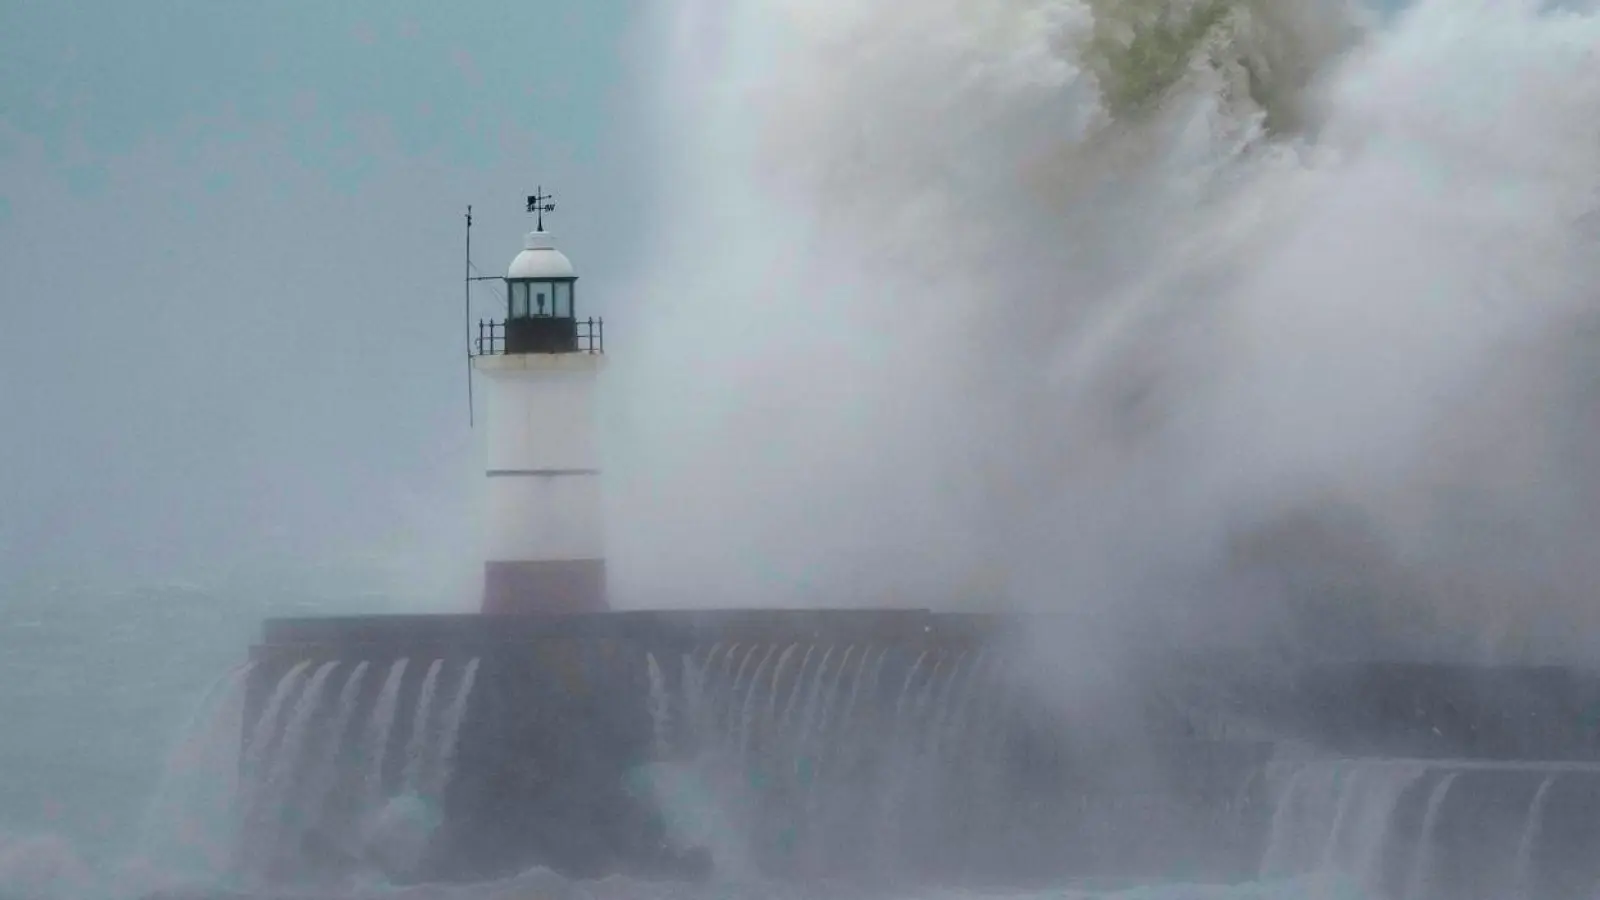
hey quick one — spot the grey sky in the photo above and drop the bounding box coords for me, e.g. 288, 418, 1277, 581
0, 1, 650, 594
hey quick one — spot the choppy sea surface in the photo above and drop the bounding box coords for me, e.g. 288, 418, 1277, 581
0, 576, 410, 897
4, 577, 1598, 900
0, 576, 1345, 900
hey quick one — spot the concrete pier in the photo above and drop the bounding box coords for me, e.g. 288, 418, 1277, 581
241, 610, 1600, 888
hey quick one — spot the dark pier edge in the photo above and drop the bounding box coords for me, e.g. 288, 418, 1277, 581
246, 609, 1005, 885
243, 609, 1600, 888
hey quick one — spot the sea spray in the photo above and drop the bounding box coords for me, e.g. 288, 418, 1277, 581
233, 659, 311, 874
246, 659, 340, 877
401, 659, 443, 793
428, 657, 480, 799
6, 0, 1600, 896
133, 662, 255, 879
1511, 773, 1558, 899
362, 659, 409, 815
1403, 772, 1458, 900
294, 659, 371, 862
646, 653, 671, 758
615, 0, 1600, 667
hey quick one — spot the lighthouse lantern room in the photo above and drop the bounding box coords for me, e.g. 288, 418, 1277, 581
471, 189, 607, 615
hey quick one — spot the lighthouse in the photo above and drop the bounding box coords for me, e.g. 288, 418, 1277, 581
472, 190, 608, 614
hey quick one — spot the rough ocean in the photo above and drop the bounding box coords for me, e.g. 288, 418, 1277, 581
5, 0, 1600, 897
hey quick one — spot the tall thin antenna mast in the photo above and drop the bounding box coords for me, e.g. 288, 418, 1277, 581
465, 204, 475, 428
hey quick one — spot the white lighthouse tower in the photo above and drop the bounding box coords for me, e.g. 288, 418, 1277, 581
472, 189, 607, 614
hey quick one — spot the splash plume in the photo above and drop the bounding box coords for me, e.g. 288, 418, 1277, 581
609, 0, 1600, 665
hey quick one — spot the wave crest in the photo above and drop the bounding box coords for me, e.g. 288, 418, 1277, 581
619, 0, 1600, 661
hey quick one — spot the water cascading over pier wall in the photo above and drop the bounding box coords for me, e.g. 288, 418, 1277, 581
242, 610, 1600, 894
1258, 758, 1600, 900
243, 610, 1274, 886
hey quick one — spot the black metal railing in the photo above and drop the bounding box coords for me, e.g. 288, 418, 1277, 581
474, 316, 604, 356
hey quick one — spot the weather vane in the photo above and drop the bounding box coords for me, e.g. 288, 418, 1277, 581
526, 186, 556, 231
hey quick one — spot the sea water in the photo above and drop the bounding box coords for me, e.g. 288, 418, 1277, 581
6, 0, 1600, 895
0, 576, 405, 898
3, 579, 1598, 900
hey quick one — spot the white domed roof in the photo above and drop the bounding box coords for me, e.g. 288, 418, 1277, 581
507, 230, 576, 280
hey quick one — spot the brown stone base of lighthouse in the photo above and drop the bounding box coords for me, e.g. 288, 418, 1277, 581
481, 558, 609, 614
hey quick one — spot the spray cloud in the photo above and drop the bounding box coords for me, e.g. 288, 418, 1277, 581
606, 0, 1600, 666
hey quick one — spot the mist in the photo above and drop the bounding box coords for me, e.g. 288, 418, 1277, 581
8, 0, 1592, 657
5, 1, 1600, 891
605, 0, 1600, 668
